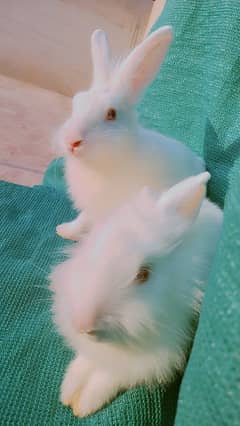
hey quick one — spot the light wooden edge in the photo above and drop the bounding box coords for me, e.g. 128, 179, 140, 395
144, 0, 166, 37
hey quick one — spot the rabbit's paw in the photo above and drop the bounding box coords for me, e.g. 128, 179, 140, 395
69, 370, 119, 417
60, 356, 92, 407
56, 213, 90, 241
56, 223, 79, 240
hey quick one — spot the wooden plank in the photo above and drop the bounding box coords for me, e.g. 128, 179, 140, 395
0, 74, 71, 185
0, 0, 152, 96
145, 0, 166, 36
0, 164, 42, 187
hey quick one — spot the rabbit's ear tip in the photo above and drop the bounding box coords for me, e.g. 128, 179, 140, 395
162, 25, 173, 32
198, 171, 211, 184
91, 29, 106, 39
163, 25, 173, 39
150, 25, 173, 42
157, 25, 173, 35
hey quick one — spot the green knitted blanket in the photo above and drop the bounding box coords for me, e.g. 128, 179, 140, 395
1, 0, 240, 424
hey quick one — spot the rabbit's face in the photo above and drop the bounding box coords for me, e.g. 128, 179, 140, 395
56, 26, 173, 163
53, 209, 172, 351
51, 174, 210, 351
58, 87, 138, 162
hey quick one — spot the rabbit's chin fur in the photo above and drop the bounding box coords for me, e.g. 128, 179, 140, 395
50, 174, 223, 417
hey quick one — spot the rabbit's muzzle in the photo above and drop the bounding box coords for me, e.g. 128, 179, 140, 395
69, 140, 85, 153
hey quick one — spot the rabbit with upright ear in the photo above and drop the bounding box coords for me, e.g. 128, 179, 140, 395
55, 27, 205, 240
51, 172, 223, 417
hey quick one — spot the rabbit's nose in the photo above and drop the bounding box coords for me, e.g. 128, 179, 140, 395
72, 312, 97, 334
69, 139, 85, 153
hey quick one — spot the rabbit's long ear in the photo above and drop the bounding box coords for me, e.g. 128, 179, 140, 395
91, 29, 111, 87
151, 172, 211, 253
158, 172, 210, 224
115, 26, 172, 102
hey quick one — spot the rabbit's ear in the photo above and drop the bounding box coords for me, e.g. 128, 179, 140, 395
158, 172, 211, 223
115, 26, 172, 102
91, 29, 111, 87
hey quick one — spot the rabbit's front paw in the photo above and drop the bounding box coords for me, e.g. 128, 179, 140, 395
56, 212, 90, 241
68, 370, 119, 417
56, 223, 79, 240
60, 356, 92, 407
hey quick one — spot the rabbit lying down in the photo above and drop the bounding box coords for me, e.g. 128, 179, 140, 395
56, 26, 205, 241
50, 172, 223, 418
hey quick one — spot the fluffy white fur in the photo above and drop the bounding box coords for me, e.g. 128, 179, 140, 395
50, 172, 223, 417
55, 27, 205, 240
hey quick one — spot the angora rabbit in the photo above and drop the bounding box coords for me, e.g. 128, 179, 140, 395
56, 26, 205, 240
51, 172, 222, 417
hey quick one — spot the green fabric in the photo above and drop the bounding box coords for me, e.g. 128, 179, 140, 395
42, 157, 67, 193
175, 155, 240, 426
1, 0, 240, 424
0, 181, 178, 425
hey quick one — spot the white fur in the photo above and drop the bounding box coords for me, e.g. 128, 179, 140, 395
50, 173, 223, 417
55, 27, 205, 240
91, 29, 111, 88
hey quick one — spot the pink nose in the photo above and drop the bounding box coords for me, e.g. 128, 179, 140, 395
69, 140, 84, 153
72, 309, 97, 334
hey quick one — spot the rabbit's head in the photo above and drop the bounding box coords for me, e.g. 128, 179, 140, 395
51, 173, 211, 351
57, 27, 172, 164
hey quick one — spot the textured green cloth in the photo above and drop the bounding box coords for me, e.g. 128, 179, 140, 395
1, 0, 240, 424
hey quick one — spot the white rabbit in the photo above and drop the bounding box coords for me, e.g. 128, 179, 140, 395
56, 26, 205, 240
50, 172, 222, 417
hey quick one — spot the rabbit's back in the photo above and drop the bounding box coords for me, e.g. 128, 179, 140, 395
170, 198, 222, 303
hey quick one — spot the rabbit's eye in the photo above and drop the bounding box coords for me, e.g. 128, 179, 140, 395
135, 266, 150, 284
105, 108, 117, 121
